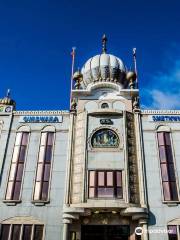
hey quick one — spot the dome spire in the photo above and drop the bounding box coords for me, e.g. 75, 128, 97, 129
102, 34, 107, 53
6, 89, 11, 98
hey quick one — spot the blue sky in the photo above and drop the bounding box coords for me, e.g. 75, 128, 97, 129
0, 0, 179, 110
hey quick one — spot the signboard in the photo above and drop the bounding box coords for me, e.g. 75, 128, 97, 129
100, 119, 113, 125
19, 116, 63, 123
149, 115, 180, 122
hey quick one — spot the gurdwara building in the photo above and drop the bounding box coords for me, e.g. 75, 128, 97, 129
0, 36, 180, 240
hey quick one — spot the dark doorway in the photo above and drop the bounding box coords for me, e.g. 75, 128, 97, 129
81, 225, 130, 240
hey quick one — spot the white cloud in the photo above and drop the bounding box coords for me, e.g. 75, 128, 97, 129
150, 90, 180, 109
142, 56, 180, 109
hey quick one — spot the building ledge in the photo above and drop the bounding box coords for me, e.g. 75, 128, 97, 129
31, 200, 50, 206
72, 82, 139, 98
3, 200, 21, 206
166, 202, 179, 207
63, 206, 85, 214
121, 207, 148, 217
63, 205, 148, 221
69, 201, 137, 209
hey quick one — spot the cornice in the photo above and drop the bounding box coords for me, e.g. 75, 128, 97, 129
3, 109, 180, 116
141, 110, 180, 115
13, 110, 69, 116
72, 82, 139, 97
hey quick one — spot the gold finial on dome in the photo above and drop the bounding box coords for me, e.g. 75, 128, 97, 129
102, 34, 107, 53
73, 68, 83, 89
126, 71, 136, 89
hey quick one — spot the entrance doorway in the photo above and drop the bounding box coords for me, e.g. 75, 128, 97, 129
81, 225, 129, 240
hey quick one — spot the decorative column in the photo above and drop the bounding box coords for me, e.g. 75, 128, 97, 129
134, 108, 149, 240
62, 211, 81, 240
64, 113, 75, 205
139, 219, 149, 240
63, 112, 75, 239
62, 219, 71, 240
126, 111, 140, 204
133, 109, 148, 207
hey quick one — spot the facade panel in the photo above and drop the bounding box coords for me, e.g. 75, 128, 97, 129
0, 37, 179, 240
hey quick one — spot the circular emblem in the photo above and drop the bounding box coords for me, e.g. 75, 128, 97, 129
135, 227, 143, 235
5, 106, 12, 112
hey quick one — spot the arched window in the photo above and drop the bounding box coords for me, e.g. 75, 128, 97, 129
101, 103, 109, 109
157, 126, 178, 201
91, 128, 119, 148
33, 126, 55, 201
167, 218, 180, 240
5, 126, 30, 201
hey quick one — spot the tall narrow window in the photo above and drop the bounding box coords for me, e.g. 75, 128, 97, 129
34, 225, 44, 240
34, 132, 54, 201
88, 170, 123, 199
157, 131, 178, 201
0, 224, 10, 240
11, 225, 21, 240
168, 225, 179, 240
22, 225, 32, 240
5, 132, 29, 200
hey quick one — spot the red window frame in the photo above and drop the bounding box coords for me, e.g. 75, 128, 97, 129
33, 132, 54, 201
5, 132, 29, 201
88, 170, 123, 199
168, 225, 179, 240
157, 132, 178, 201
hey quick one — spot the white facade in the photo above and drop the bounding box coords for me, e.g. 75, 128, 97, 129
0, 39, 179, 240
0, 110, 70, 239
142, 111, 180, 240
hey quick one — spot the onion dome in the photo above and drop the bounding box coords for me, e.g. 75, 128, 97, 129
79, 35, 128, 89
0, 89, 16, 107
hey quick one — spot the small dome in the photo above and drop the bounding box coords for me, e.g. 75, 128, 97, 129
0, 96, 16, 106
0, 90, 16, 107
81, 53, 127, 89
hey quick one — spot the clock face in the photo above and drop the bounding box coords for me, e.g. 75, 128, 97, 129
5, 106, 12, 112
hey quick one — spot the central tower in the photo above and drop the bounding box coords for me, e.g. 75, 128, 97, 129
63, 36, 148, 240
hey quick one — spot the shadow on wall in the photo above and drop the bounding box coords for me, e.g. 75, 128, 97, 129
148, 211, 156, 226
